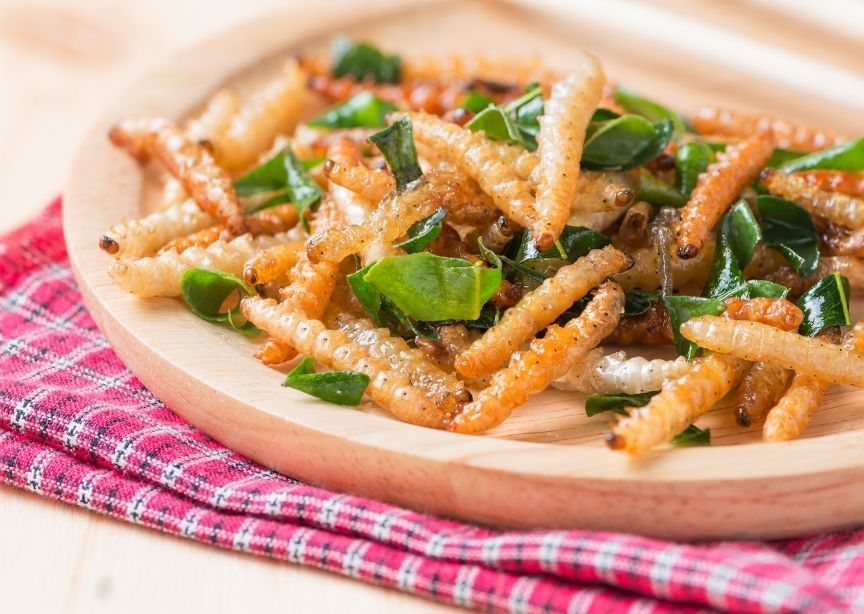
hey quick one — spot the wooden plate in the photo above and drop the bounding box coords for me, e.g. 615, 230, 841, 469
63, 0, 864, 540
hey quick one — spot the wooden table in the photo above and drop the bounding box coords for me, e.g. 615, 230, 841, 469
0, 0, 861, 612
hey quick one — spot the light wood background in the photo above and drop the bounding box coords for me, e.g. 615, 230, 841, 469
1, 0, 862, 612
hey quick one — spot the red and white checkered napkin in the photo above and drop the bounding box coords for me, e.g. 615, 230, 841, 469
2, 199, 863, 613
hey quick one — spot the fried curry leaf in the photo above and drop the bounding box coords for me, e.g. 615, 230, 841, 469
331, 36, 401, 83
613, 87, 688, 134
282, 357, 369, 406
516, 225, 610, 262
704, 200, 762, 299
638, 169, 687, 208
663, 295, 726, 360
670, 424, 711, 447
465, 84, 544, 150
675, 141, 715, 195
395, 207, 445, 253
585, 391, 657, 417
757, 195, 820, 277
465, 106, 524, 145
368, 116, 422, 188
362, 253, 501, 321
460, 91, 495, 113
796, 273, 852, 337
180, 269, 259, 336
778, 137, 864, 173
624, 289, 659, 316
582, 116, 674, 171
308, 91, 397, 129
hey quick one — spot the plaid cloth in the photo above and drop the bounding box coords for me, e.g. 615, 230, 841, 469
2, 199, 863, 614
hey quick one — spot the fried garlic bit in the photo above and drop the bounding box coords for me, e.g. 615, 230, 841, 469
675, 131, 774, 258
108, 232, 293, 298
553, 349, 690, 394
533, 55, 606, 250
688, 107, 848, 152
409, 111, 536, 228
99, 199, 215, 258
762, 168, 864, 230
615, 238, 715, 291
333, 314, 471, 415
160, 204, 300, 255
604, 302, 673, 346
241, 298, 446, 428
455, 245, 630, 377
797, 170, 864, 198
817, 219, 864, 257
108, 118, 248, 238
723, 297, 803, 331
680, 316, 864, 387
607, 352, 747, 453
213, 59, 307, 173
734, 362, 791, 427
307, 170, 457, 264
450, 281, 624, 433
762, 328, 841, 441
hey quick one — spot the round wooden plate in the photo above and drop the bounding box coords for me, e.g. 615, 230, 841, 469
63, 0, 864, 540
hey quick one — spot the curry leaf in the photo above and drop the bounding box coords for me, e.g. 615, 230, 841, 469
624, 289, 659, 316
331, 36, 401, 84
778, 137, 864, 173
466, 84, 543, 150
308, 91, 397, 129
282, 356, 369, 406
757, 195, 820, 276
582, 116, 673, 171
767, 148, 806, 168
368, 116, 422, 188
585, 391, 657, 417
638, 169, 687, 208
675, 141, 715, 195
465, 106, 524, 145
796, 273, 851, 337
663, 295, 726, 360
347, 263, 383, 325
670, 424, 711, 447
362, 253, 501, 321
516, 226, 610, 262
396, 207, 445, 253
460, 91, 494, 113
704, 200, 761, 299
613, 87, 688, 134
180, 269, 259, 336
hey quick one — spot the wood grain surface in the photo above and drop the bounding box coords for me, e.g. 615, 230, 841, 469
3, 0, 863, 612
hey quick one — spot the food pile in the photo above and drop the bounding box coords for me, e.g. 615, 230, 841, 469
100, 38, 864, 453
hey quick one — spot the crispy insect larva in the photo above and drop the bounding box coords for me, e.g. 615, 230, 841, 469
675, 131, 774, 258
256, 338, 296, 366
455, 245, 630, 377
99, 199, 215, 258
616, 201, 653, 247
680, 316, 864, 387
479, 215, 517, 253
553, 349, 690, 394
241, 298, 445, 427
108, 232, 293, 298
324, 159, 394, 204
723, 297, 804, 331
333, 314, 471, 414
243, 242, 305, 285
734, 362, 791, 427
797, 170, 864, 198
566, 208, 627, 232
817, 219, 864, 257
160, 205, 300, 255
607, 352, 747, 453
533, 58, 606, 249
604, 302, 673, 346
408, 112, 536, 228
688, 107, 848, 152
761, 168, 864, 230
414, 324, 473, 372
615, 239, 715, 291
449, 281, 624, 433
214, 59, 307, 173
185, 88, 240, 143
108, 118, 248, 237
160, 177, 187, 210
307, 171, 456, 264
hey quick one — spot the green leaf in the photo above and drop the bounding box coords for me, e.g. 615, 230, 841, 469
465, 84, 544, 150
778, 137, 864, 173
308, 91, 397, 129
675, 141, 715, 195
347, 263, 383, 324
465, 106, 524, 145
396, 207, 445, 253
464, 303, 500, 330
728, 279, 788, 300
613, 87, 688, 134
368, 116, 422, 188
515, 226, 610, 262
180, 268, 259, 336
767, 148, 806, 168
757, 195, 820, 276
638, 169, 688, 208
362, 253, 502, 321
331, 36, 401, 84
460, 91, 494, 113
582, 116, 674, 171
670, 424, 711, 447
624, 289, 658, 316
585, 391, 657, 417
282, 356, 369, 406
796, 273, 851, 337
663, 295, 726, 359
704, 200, 762, 299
